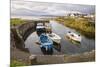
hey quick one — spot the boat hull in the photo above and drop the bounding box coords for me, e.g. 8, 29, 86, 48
66, 32, 82, 43
47, 33, 61, 44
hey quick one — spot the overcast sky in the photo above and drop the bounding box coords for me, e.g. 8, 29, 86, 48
11, 0, 95, 16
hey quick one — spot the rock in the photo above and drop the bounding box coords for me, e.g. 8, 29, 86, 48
29, 55, 37, 64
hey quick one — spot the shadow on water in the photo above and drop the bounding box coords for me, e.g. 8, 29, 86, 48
41, 47, 53, 55
71, 41, 81, 48
35, 41, 53, 55
53, 42, 61, 52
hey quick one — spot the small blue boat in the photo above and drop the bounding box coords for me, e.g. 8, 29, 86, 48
39, 33, 53, 52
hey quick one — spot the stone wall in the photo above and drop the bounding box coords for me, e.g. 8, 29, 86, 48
18, 21, 36, 41
29, 50, 95, 65
10, 21, 36, 65
10, 20, 49, 51
10, 28, 29, 52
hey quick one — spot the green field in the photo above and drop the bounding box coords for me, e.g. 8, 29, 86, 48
55, 17, 95, 39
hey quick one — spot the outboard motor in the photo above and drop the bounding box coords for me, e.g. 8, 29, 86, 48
44, 45, 53, 51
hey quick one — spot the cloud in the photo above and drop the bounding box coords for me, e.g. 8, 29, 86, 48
11, 0, 95, 16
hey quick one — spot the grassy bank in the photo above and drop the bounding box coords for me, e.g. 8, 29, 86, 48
10, 18, 26, 26
10, 60, 28, 67
55, 17, 95, 39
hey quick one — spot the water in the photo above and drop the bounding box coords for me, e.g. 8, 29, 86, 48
25, 20, 95, 55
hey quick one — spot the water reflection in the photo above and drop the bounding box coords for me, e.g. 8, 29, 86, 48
41, 47, 53, 55
53, 42, 61, 52
65, 36, 81, 47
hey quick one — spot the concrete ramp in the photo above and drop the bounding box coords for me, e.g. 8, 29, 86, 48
29, 55, 65, 64
29, 50, 95, 65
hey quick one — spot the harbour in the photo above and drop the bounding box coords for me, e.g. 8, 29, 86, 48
25, 20, 95, 55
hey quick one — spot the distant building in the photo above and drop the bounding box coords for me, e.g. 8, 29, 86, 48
67, 13, 87, 18
84, 14, 95, 18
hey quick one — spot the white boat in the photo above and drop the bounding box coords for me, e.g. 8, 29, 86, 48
47, 33, 61, 44
66, 31, 82, 43
36, 23, 45, 30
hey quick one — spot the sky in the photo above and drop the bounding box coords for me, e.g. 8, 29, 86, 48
11, 0, 95, 17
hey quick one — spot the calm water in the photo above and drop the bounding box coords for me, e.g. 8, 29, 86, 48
25, 20, 95, 55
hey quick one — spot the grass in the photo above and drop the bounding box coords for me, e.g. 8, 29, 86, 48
10, 60, 27, 67
55, 17, 95, 39
10, 18, 25, 26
